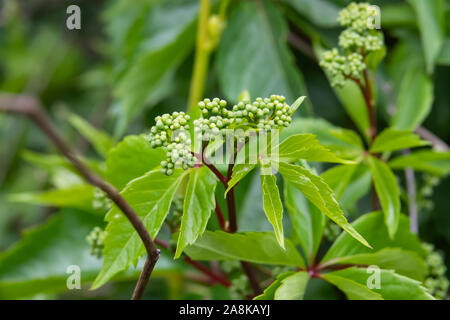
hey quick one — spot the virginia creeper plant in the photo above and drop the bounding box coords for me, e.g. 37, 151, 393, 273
0, 1, 449, 300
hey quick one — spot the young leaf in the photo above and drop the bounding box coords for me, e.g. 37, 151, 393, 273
216, 0, 309, 106
289, 96, 306, 115
225, 163, 256, 196
92, 169, 187, 289
370, 128, 430, 153
284, 181, 325, 263
68, 113, 115, 158
388, 150, 450, 177
273, 271, 309, 300
105, 135, 165, 190
278, 162, 371, 249
175, 167, 217, 258
408, 0, 445, 74
323, 267, 433, 300
391, 68, 434, 131
254, 271, 295, 300
367, 156, 401, 238
184, 231, 305, 267
276, 134, 352, 164
260, 173, 285, 248
322, 212, 425, 264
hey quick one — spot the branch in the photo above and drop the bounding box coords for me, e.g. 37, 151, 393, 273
192, 151, 228, 186
0, 93, 159, 300
215, 198, 228, 231
226, 162, 237, 233
415, 126, 449, 151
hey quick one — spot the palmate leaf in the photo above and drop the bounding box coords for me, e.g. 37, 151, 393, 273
388, 150, 450, 177
275, 134, 353, 164
260, 173, 284, 248
184, 231, 305, 267
284, 181, 325, 263
367, 156, 400, 238
92, 169, 188, 289
323, 267, 433, 300
105, 135, 165, 190
255, 271, 309, 300
216, 0, 309, 107
277, 162, 370, 248
370, 128, 430, 153
175, 167, 217, 258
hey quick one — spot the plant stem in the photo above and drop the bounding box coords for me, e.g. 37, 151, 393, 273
226, 162, 238, 233
154, 238, 231, 287
0, 93, 159, 300
188, 0, 212, 110
240, 261, 263, 296
215, 197, 227, 231
403, 149, 418, 234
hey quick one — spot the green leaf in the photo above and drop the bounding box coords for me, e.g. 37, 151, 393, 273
175, 167, 217, 258
367, 156, 401, 238
184, 231, 305, 267
289, 96, 306, 116
370, 128, 430, 153
92, 169, 187, 289
322, 164, 372, 210
260, 173, 285, 248
110, 0, 199, 132
284, 181, 325, 262
254, 271, 295, 300
282, 0, 339, 28
274, 271, 309, 300
216, 0, 309, 106
7, 185, 96, 211
391, 68, 434, 131
277, 162, 370, 248
323, 267, 433, 300
388, 150, 450, 177
333, 248, 426, 282
408, 0, 445, 73
0, 210, 103, 299
322, 272, 383, 300
225, 163, 256, 196
280, 118, 364, 161
276, 134, 352, 164
68, 113, 115, 158
323, 212, 424, 264
105, 135, 165, 190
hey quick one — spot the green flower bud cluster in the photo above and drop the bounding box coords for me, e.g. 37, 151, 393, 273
92, 188, 111, 211
149, 112, 196, 176
320, 49, 366, 87
320, 2, 384, 87
166, 194, 184, 230
423, 242, 449, 299
417, 174, 441, 213
194, 95, 291, 136
337, 2, 379, 33
86, 227, 106, 258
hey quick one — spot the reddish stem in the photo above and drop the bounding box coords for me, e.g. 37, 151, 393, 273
215, 198, 227, 231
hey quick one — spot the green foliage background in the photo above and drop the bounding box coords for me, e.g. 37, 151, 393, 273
0, 0, 449, 299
